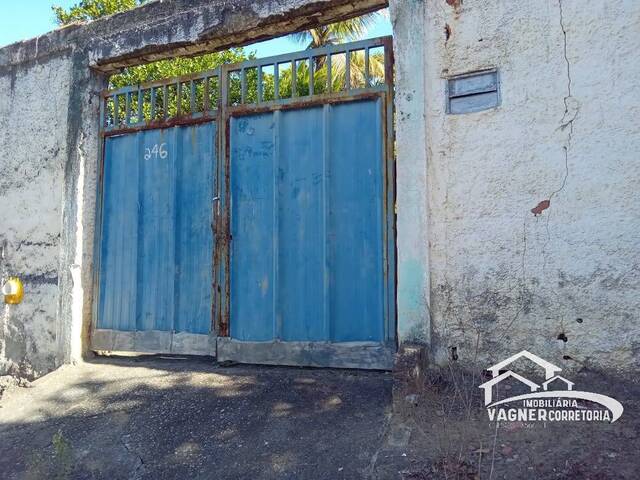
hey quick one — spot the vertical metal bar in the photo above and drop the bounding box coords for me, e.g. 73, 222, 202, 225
384, 38, 393, 91
345, 50, 351, 91
240, 68, 246, 104
383, 36, 396, 344
379, 94, 389, 345
217, 64, 230, 336
135, 131, 144, 332
190, 80, 196, 115
211, 72, 221, 334
322, 104, 330, 341
150, 87, 156, 120
274, 63, 280, 100
257, 66, 263, 103
99, 96, 105, 130
203, 76, 210, 112
272, 110, 281, 339
125, 92, 131, 125
291, 60, 297, 97
214, 74, 220, 108
215, 75, 221, 109
137, 89, 143, 123
176, 82, 182, 117
308, 57, 314, 96
114, 95, 120, 126
162, 85, 168, 120
326, 55, 332, 93
91, 106, 108, 344
365, 47, 370, 87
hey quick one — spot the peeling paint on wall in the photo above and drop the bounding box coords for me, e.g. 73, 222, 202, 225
531, 200, 551, 216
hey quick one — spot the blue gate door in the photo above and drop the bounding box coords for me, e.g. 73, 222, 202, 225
219, 98, 394, 369
93, 122, 216, 355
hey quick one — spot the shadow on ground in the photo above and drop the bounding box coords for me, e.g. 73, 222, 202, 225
0, 356, 395, 480
3, 356, 638, 479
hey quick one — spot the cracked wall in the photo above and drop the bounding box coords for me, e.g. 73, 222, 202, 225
424, 0, 640, 373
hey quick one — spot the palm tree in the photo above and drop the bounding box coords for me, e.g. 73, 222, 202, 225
288, 13, 386, 93
289, 14, 380, 49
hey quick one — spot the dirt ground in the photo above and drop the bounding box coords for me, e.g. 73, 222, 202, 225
0, 356, 394, 479
392, 362, 640, 480
0, 356, 638, 479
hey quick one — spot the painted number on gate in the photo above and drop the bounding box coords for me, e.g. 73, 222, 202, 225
144, 143, 168, 160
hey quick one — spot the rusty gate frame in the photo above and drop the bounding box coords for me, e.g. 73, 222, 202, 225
93, 36, 397, 361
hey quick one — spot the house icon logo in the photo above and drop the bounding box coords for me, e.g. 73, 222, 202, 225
478, 350, 623, 423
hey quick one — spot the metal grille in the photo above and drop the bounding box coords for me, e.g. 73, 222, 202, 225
101, 70, 221, 133
100, 36, 391, 134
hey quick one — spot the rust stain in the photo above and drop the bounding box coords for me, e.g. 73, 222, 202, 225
227, 91, 383, 118
531, 200, 551, 216
446, 0, 462, 8
102, 113, 216, 137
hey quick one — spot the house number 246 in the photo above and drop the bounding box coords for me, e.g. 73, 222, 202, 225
144, 143, 168, 160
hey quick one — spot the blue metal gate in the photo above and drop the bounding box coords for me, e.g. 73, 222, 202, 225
94, 103, 218, 353
217, 37, 396, 369
94, 37, 395, 367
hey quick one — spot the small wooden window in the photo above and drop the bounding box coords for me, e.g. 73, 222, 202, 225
447, 69, 499, 114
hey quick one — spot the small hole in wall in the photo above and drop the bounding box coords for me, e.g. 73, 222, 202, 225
576, 318, 583, 323
450, 346, 459, 361
563, 355, 573, 360
557, 333, 568, 343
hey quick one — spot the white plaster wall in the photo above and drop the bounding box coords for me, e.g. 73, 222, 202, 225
0, 56, 73, 377
423, 0, 640, 372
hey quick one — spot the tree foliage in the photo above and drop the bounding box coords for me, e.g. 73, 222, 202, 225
290, 13, 380, 49
231, 51, 386, 106
53, 0, 251, 89
54, 0, 385, 118
288, 14, 385, 91
108, 49, 250, 90
53, 0, 144, 24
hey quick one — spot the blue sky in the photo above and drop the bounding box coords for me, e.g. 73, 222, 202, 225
0, 1, 391, 58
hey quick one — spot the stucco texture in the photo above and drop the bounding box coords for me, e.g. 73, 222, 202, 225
424, 0, 640, 372
0, 55, 73, 377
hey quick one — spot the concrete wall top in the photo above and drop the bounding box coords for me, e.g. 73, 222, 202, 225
0, 0, 387, 73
